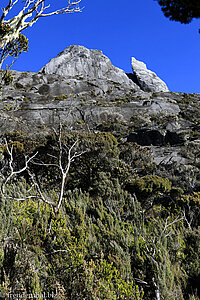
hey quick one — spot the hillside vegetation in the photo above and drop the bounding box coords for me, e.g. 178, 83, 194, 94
0, 128, 199, 299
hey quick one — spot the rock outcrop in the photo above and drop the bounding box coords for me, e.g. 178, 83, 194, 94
40, 45, 137, 89
131, 57, 169, 92
0, 45, 199, 187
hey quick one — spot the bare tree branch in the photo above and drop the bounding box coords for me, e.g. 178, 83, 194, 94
1, 138, 38, 193
30, 131, 85, 211
1, 126, 86, 211
0, 0, 82, 64
1, 139, 55, 206
159, 215, 184, 240
53, 124, 86, 212
27, 168, 57, 206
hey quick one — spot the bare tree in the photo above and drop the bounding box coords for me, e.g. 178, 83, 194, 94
30, 125, 86, 212
0, 0, 82, 67
53, 125, 86, 211
1, 126, 86, 212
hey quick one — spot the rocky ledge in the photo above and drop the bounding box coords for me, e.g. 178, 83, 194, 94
0, 45, 199, 186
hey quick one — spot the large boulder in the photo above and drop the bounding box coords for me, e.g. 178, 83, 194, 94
131, 57, 169, 92
40, 45, 137, 88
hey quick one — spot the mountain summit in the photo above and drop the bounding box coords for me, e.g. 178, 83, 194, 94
40, 45, 136, 87
40, 45, 169, 93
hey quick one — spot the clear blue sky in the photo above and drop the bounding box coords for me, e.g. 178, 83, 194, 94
9, 0, 200, 93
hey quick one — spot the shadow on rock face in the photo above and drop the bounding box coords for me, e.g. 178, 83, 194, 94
127, 129, 186, 146
127, 130, 164, 146
165, 131, 186, 146
126, 73, 140, 87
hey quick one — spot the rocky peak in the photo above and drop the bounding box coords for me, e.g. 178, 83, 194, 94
40, 45, 169, 94
40, 45, 137, 89
131, 57, 169, 92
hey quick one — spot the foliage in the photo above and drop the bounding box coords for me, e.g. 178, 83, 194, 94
126, 175, 172, 209
0, 131, 199, 299
0, 27, 29, 68
157, 0, 200, 24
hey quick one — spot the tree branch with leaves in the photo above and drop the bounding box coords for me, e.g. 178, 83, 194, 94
156, 0, 200, 26
0, 0, 82, 68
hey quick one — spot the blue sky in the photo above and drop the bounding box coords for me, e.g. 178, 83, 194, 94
8, 0, 200, 93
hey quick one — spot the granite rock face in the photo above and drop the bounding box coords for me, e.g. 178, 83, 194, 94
131, 57, 169, 92
40, 45, 137, 89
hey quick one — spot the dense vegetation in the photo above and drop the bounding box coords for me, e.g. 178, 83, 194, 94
0, 128, 199, 299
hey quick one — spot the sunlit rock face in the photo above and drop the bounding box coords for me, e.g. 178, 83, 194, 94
40, 45, 138, 89
131, 57, 169, 92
